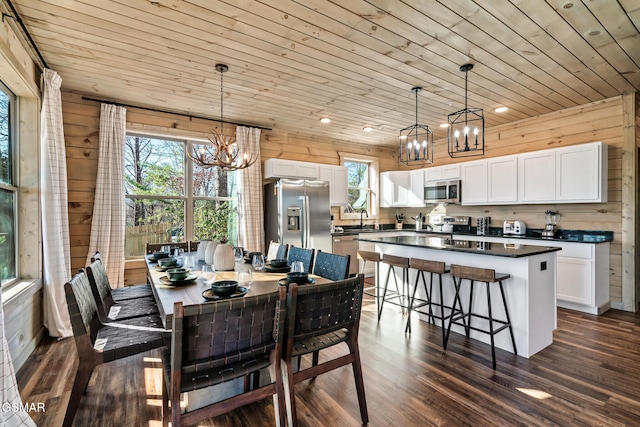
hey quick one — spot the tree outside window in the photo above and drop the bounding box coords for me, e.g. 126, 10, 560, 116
124, 135, 238, 257
345, 160, 370, 212
0, 82, 16, 287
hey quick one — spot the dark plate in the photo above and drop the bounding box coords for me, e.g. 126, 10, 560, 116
202, 286, 248, 301
265, 265, 291, 273
159, 274, 198, 286
154, 263, 183, 272
278, 277, 316, 286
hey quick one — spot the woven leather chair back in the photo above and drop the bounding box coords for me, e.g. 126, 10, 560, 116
312, 251, 351, 281
175, 290, 287, 372
64, 270, 100, 341
287, 275, 364, 342
287, 246, 315, 272
86, 259, 111, 304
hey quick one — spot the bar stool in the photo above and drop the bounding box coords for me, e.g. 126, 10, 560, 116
445, 264, 517, 370
405, 258, 465, 346
378, 254, 410, 322
358, 250, 381, 307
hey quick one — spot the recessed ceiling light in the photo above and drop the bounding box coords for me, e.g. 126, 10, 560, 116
363, 126, 374, 132
320, 117, 331, 124
495, 106, 508, 113
440, 123, 449, 128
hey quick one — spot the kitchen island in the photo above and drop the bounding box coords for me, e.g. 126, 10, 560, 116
358, 235, 561, 358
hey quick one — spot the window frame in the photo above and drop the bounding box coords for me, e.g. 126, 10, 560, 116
339, 152, 379, 220
0, 80, 17, 289
124, 134, 239, 257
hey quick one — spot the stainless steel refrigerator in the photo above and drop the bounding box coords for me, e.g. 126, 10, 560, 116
264, 179, 332, 254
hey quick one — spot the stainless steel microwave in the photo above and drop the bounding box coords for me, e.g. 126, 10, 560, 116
424, 180, 461, 204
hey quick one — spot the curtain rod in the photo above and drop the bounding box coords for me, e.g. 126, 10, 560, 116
3, 0, 48, 70
82, 96, 273, 131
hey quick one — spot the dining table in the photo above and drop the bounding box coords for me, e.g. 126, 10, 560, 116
145, 253, 329, 329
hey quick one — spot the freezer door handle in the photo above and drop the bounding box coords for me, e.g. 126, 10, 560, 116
302, 195, 310, 248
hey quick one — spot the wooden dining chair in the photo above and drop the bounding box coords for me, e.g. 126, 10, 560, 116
162, 287, 287, 427
312, 251, 351, 281
86, 258, 160, 323
91, 251, 154, 301
282, 275, 368, 426
63, 270, 170, 427
267, 240, 288, 260
287, 246, 315, 272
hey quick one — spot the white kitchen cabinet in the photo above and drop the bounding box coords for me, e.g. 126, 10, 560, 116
555, 142, 607, 202
409, 169, 425, 207
424, 164, 461, 182
488, 155, 518, 203
518, 150, 556, 202
264, 158, 319, 179
319, 165, 349, 206
461, 160, 487, 205
380, 171, 410, 207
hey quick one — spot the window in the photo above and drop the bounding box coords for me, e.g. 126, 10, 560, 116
345, 160, 369, 211
340, 154, 379, 219
0, 81, 16, 286
124, 135, 238, 257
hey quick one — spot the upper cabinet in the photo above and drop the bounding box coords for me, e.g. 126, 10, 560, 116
487, 155, 518, 203
424, 164, 461, 182
461, 142, 607, 206
319, 165, 349, 206
518, 150, 556, 203
264, 158, 319, 179
555, 143, 607, 203
409, 169, 425, 207
380, 171, 410, 207
460, 160, 488, 204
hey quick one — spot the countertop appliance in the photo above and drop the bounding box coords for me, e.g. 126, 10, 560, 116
542, 210, 559, 238
442, 215, 470, 232
477, 216, 491, 235
503, 220, 527, 236
264, 179, 332, 254
424, 180, 461, 204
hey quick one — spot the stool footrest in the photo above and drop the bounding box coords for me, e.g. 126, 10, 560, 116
450, 312, 511, 336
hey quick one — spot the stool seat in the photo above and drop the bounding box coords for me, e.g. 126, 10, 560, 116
382, 254, 409, 269
446, 264, 517, 370
357, 250, 381, 264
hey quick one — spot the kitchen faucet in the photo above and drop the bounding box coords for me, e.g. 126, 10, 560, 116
359, 209, 368, 229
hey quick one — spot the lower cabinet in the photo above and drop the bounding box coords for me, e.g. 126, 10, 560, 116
454, 234, 610, 315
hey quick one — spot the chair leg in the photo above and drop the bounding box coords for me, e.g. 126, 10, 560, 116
486, 281, 497, 370
404, 271, 421, 334
269, 353, 287, 427
499, 281, 518, 355
466, 280, 475, 338
162, 377, 169, 427
62, 361, 98, 427
378, 266, 393, 321
282, 359, 297, 427
347, 336, 369, 424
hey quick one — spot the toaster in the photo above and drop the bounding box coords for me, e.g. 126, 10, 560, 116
503, 220, 526, 235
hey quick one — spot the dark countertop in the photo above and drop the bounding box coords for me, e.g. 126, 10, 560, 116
333, 225, 613, 244
357, 235, 562, 258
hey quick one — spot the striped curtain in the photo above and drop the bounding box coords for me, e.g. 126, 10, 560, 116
86, 104, 127, 287
236, 127, 263, 253
40, 68, 72, 338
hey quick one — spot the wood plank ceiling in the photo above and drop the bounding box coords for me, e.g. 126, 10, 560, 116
7, 0, 640, 147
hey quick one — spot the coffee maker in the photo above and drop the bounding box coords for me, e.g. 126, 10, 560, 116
542, 210, 559, 238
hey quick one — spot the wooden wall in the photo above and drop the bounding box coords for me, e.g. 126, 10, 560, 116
63, 92, 631, 309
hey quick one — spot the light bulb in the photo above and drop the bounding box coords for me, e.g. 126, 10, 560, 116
464, 126, 469, 135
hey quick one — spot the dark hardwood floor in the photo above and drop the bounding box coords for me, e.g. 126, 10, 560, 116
17, 295, 640, 426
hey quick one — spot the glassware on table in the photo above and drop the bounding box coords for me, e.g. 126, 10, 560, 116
234, 247, 244, 263
201, 264, 216, 286
183, 254, 196, 270
252, 254, 265, 272
238, 268, 252, 285
291, 261, 304, 273
161, 245, 171, 253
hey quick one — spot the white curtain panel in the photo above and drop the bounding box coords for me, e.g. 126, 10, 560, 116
86, 104, 127, 287
0, 290, 35, 426
40, 69, 72, 338
236, 126, 263, 253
